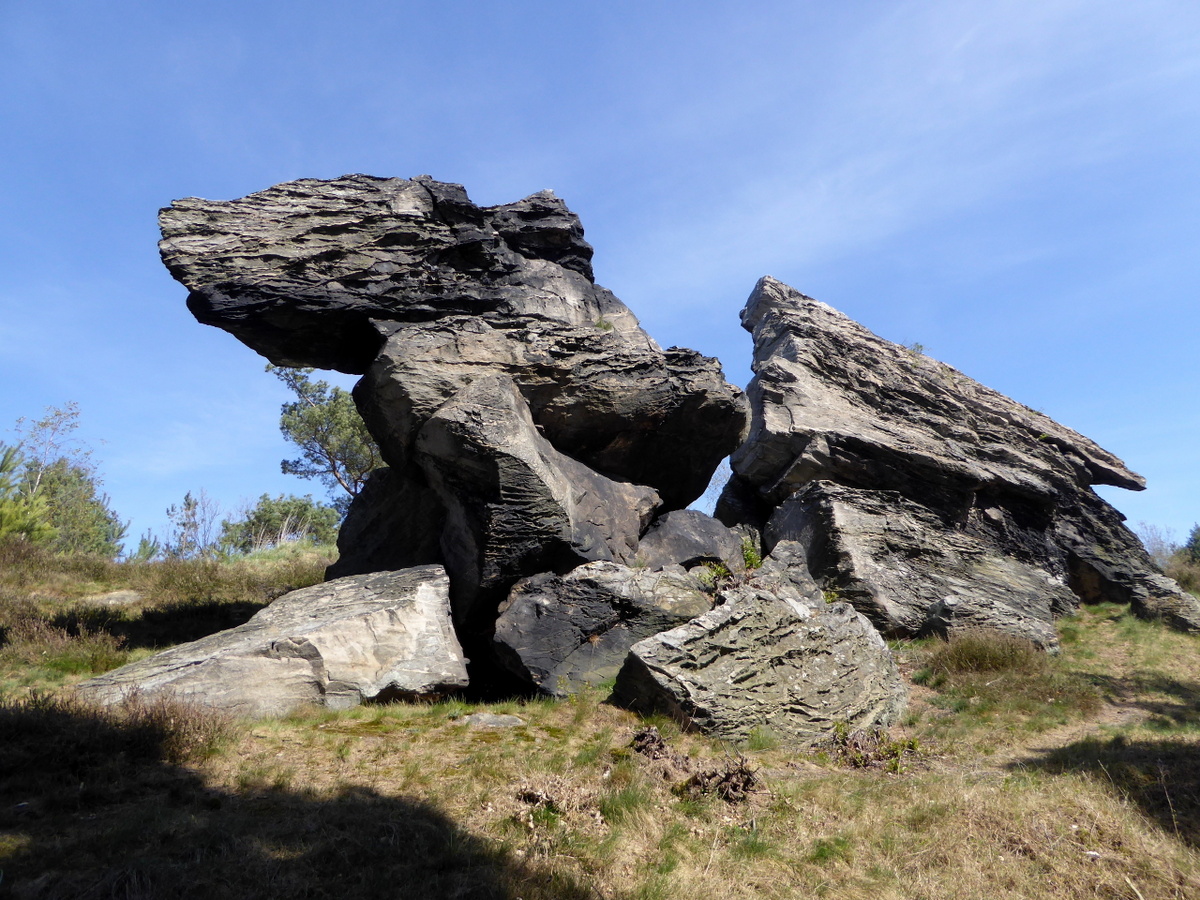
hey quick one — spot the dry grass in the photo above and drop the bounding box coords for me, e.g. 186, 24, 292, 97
0, 538, 332, 697
2, 549, 1200, 899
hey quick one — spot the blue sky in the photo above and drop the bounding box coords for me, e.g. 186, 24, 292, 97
2, 1, 1198, 548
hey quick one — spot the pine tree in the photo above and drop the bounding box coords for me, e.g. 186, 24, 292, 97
269, 365, 381, 514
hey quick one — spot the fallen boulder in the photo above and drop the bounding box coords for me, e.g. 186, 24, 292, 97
493, 561, 712, 695
612, 577, 906, 744
415, 374, 661, 629
76, 567, 468, 717
634, 509, 747, 575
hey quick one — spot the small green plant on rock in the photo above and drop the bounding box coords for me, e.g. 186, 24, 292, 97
740, 536, 763, 570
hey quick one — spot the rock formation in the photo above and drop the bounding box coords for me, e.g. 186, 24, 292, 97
718, 276, 1200, 645
76, 568, 468, 717
129, 174, 1192, 735
160, 175, 750, 647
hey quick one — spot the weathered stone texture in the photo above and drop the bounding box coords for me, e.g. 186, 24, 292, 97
77, 567, 467, 717
493, 561, 712, 696
721, 276, 1200, 636
612, 583, 906, 744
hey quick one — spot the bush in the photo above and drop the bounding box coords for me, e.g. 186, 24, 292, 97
926, 628, 1046, 677
219, 493, 340, 554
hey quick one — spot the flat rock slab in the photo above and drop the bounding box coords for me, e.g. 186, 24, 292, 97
76, 567, 467, 718
460, 713, 526, 728
494, 561, 712, 696
612, 585, 906, 745
80, 590, 143, 607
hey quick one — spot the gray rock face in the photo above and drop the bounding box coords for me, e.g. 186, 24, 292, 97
416, 374, 662, 628
767, 482, 1075, 650
160, 175, 748, 511
721, 276, 1199, 636
159, 175, 626, 373
76, 568, 468, 717
325, 467, 445, 580
355, 316, 744, 510
634, 509, 747, 574
493, 561, 713, 696
612, 581, 906, 744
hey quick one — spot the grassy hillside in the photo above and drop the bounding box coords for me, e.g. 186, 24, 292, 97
2, 542, 1199, 899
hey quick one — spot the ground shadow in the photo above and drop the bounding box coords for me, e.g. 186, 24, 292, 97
0, 701, 604, 899
52, 599, 269, 650
1010, 673, 1200, 848
1013, 735, 1200, 847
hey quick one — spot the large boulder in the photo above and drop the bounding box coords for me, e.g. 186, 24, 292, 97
158, 175, 633, 373
767, 481, 1076, 650
76, 567, 468, 717
634, 509, 747, 574
612, 575, 906, 744
720, 276, 1200, 635
493, 561, 713, 696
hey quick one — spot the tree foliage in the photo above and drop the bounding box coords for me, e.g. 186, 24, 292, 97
163, 489, 222, 560
269, 366, 381, 515
7, 404, 125, 556
218, 493, 340, 554
1183, 524, 1200, 566
0, 444, 56, 544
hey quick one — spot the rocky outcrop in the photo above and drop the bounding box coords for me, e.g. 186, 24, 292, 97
767, 482, 1075, 649
493, 561, 713, 696
76, 568, 468, 717
161, 176, 748, 635
416, 374, 661, 627
160, 175, 747, 511
612, 569, 906, 743
720, 276, 1200, 640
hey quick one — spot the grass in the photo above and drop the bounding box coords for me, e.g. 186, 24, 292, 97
2, 542, 1200, 898
0, 538, 332, 696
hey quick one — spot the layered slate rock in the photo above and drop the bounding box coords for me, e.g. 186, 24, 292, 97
493, 561, 713, 696
612, 569, 905, 744
719, 276, 1200, 638
767, 482, 1076, 649
354, 316, 744, 510
76, 568, 467, 717
325, 467, 445, 580
415, 374, 661, 627
160, 175, 748, 511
